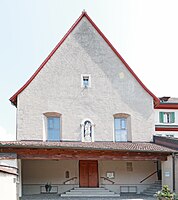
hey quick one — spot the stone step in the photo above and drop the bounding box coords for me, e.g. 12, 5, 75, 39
61, 194, 121, 197
141, 181, 162, 196
73, 187, 107, 191
61, 187, 120, 197
143, 193, 155, 196
65, 191, 115, 195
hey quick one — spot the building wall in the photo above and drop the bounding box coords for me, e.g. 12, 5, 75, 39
0, 158, 19, 199
17, 17, 154, 142
175, 156, 178, 193
162, 155, 173, 191
0, 158, 17, 168
155, 109, 178, 137
0, 172, 17, 200
22, 160, 157, 195
99, 160, 157, 184
155, 109, 178, 125
155, 131, 178, 138
99, 160, 157, 194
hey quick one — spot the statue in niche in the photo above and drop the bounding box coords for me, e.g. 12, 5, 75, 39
84, 121, 92, 139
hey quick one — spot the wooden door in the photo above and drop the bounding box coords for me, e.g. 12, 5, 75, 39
79, 160, 98, 187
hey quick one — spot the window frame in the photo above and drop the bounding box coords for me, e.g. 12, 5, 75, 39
159, 112, 175, 124
47, 117, 60, 141
43, 112, 61, 141
81, 74, 91, 88
114, 113, 130, 142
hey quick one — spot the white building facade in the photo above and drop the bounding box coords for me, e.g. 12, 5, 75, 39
0, 12, 177, 199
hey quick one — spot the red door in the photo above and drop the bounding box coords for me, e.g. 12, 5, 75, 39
79, 160, 98, 187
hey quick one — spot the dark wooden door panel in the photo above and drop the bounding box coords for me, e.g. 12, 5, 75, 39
88, 161, 98, 187
79, 161, 89, 187
79, 160, 98, 187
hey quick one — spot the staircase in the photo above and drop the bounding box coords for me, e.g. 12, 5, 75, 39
61, 187, 120, 197
141, 180, 162, 196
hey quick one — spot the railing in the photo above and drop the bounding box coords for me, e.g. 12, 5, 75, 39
63, 177, 77, 184
100, 176, 115, 184
140, 171, 157, 183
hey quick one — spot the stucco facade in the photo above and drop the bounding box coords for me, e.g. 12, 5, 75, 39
0, 158, 18, 200
1, 11, 177, 199
17, 17, 154, 142
22, 160, 157, 195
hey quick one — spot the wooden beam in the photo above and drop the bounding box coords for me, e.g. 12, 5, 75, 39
0, 147, 168, 161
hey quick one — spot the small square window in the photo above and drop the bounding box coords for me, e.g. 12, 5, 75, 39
81, 74, 91, 88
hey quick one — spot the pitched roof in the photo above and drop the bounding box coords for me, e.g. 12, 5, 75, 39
155, 97, 178, 109
10, 11, 160, 107
0, 141, 175, 153
0, 165, 18, 176
154, 135, 178, 150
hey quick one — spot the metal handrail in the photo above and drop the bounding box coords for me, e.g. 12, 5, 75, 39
140, 171, 157, 183
63, 176, 77, 184
100, 176, 115, 184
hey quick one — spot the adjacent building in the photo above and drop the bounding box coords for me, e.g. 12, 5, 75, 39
155, 97, 178, 138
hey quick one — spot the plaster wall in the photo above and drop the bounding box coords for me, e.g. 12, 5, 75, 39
22, 160, 78, 194
22, 160, 78, 185
175, 156, 178, 193
0, 172, 17, 200
22, 160, 157, 195
99, 160, 157, 184
17, 17, 155, 142
162, 155, 173, 191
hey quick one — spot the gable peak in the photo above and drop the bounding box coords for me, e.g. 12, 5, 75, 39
9, 11, 159, 107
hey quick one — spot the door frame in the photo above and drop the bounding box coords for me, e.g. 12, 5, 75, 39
79, 160, 99, 187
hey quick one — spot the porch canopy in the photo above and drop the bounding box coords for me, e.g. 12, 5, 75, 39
0, 141, 175, 161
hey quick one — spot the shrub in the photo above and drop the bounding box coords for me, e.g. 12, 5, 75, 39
155, 185, 175, 200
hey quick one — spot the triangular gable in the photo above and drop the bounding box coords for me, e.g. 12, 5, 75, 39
10, 11, 160, 107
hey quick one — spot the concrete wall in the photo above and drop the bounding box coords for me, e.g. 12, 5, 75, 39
17, 17, 155, 142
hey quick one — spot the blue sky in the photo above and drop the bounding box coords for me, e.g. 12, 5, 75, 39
1, 0, 178, 140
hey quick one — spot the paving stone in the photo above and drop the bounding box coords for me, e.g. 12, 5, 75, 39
20, 194, 156, 200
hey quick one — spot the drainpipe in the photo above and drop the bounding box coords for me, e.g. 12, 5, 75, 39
172, 153, 175, 192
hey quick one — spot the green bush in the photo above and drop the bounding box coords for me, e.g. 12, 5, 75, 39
154, 185, 175, 200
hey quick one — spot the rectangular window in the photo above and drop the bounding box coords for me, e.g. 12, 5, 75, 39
114, 118, 127, 142
126, 162, 133, 172
47, 117, 60, 141
159, 112, 175, 123
81, 74, 91, 88
83, 76, 89, 87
